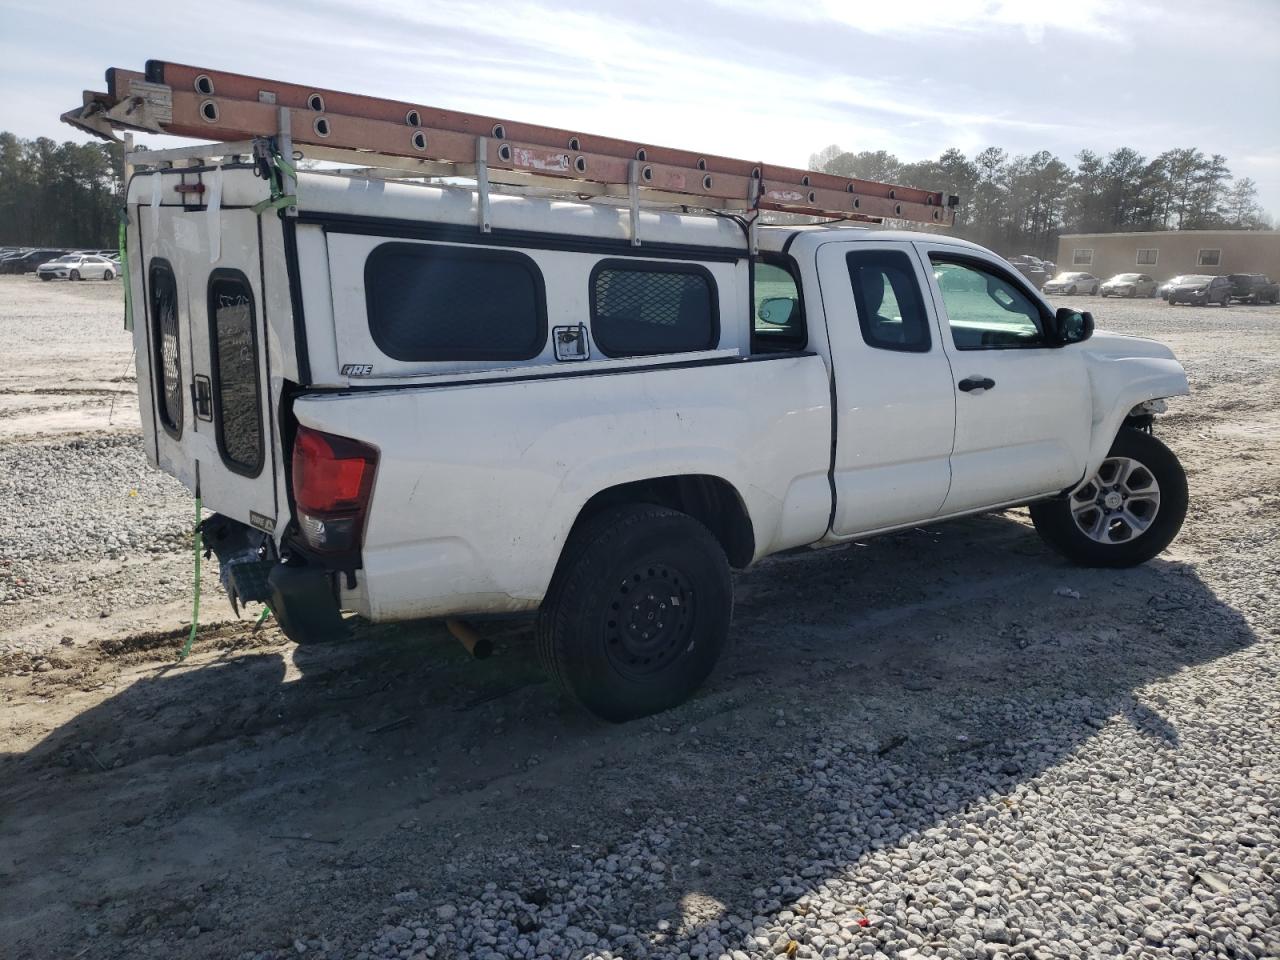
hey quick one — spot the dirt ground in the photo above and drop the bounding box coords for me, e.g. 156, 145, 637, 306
0, 274, 1277, 959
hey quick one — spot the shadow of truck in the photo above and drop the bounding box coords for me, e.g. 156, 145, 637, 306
0, 511, 1259, 959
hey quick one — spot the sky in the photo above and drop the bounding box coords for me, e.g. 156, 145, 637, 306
1, 0, 1278, 216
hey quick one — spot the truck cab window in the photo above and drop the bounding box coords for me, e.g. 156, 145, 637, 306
752, 261, 805, 352
931, 259, 1044, 350
846, 249, 931, 352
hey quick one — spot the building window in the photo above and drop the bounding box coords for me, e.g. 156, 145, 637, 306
1072, 248, 1093, 266
590, 261, 718, 358
365, 243, 547, 362
1197, 249, 1222, 267
1136, 249, 1158, 266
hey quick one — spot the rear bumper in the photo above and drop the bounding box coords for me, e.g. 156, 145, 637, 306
268, 562, 347, 643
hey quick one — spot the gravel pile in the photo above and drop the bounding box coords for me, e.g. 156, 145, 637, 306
0, 433, 190, 606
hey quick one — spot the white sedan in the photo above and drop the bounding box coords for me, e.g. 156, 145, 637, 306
36, 253, 118, 281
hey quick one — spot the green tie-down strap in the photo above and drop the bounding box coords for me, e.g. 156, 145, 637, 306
251, 193, 297, 215
178, 496, 203, 661
251, 145, 299, 215
118, 216, 133, 332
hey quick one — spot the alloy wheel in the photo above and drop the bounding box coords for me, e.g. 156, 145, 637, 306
1070, 456, 1162, 544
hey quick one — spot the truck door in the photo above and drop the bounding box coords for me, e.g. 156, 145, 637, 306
914, 242, 1092, 514
816, 240, 956, 535
133, 174, 280, 535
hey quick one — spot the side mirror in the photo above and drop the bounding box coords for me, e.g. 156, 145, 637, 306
1051, 307, 1094, 345
757, 297, 796, 326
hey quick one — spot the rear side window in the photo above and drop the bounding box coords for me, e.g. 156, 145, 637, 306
365, 243, 546, 362
590, 261, 718, 358
753, 260, 806, 353
208, 270, 264, 476
148, 258, 182, 437
846, 249, 931, 352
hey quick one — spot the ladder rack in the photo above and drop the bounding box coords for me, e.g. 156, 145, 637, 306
63, 60, 959, 228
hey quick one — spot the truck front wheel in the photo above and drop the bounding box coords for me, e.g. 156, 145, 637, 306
1029, 428, 1187, 568
537, 504, 732, 722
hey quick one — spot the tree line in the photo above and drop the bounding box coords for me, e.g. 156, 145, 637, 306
808, 144, 1271, 259
0, 129, 1270, 259
0, 133, 125, 248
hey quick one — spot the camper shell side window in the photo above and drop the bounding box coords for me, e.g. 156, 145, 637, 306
589, 260, 719, 358
364, 242, 547, 362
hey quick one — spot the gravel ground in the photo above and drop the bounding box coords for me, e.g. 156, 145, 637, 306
0, 277, 1276, 960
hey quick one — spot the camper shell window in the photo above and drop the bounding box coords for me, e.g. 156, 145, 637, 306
208, 269, 264, 477
589, 260, 718, 358
365, 242, 547, 362
148, 258, 183, 438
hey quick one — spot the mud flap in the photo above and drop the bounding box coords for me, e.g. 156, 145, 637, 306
268, 562, 348, 645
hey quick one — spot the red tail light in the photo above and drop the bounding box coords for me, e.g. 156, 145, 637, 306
291, 426, 378, 554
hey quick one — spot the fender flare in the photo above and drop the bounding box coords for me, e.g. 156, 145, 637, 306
1081, 357, 1189, 482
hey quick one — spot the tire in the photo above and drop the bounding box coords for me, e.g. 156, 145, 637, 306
1068, 286, 1077, 295
69, 270, 80, 281
536, 504, 732, 722
1092, 284, 1100, 295
1029, 428, 1187, 569
1128, 288, 1136, 298
103, 270, 114, 281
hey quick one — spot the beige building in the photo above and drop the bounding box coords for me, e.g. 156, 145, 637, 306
1055, 230, 1280, 282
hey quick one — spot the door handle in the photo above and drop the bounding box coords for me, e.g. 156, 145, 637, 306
958, 376, 995, 392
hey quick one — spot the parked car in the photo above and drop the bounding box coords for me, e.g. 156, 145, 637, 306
35, 253, 118, 281
1167, 275, 1232, 306
1099, 273, 1158, 298
1158, 275, 1194, 301
121, 162, 1192, 721
1227, 273, 1280, 304
1008, 255, 1049, 288
0, 249, 68, 274
1042, 272, 1100, 296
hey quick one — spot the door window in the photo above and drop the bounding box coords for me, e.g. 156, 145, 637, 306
208, 270, 264, 477
845, 250, 931, 352
148, 259, 182, 437
930, 259, 1045, 350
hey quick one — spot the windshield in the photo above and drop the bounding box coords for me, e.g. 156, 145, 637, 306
1180, 275, 1214, 283
1112, 274, 1140, 281
1051, 273, 1086, 281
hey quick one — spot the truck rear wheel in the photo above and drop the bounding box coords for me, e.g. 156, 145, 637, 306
537, 504, 732, 722
1029, 428, 1187, 568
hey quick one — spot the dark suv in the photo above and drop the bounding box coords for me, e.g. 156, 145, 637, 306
0, 249, 68, 275
1227, 274, 1279, 304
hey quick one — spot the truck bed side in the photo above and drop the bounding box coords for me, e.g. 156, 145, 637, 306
292, 353, 833, 621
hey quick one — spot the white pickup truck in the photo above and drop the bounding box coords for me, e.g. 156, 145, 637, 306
126, 162, 1189, 720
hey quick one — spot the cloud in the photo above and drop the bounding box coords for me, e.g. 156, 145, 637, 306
705, 0, 1156, 43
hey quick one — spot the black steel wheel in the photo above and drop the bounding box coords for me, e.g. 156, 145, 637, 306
537, 504, 732, 722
